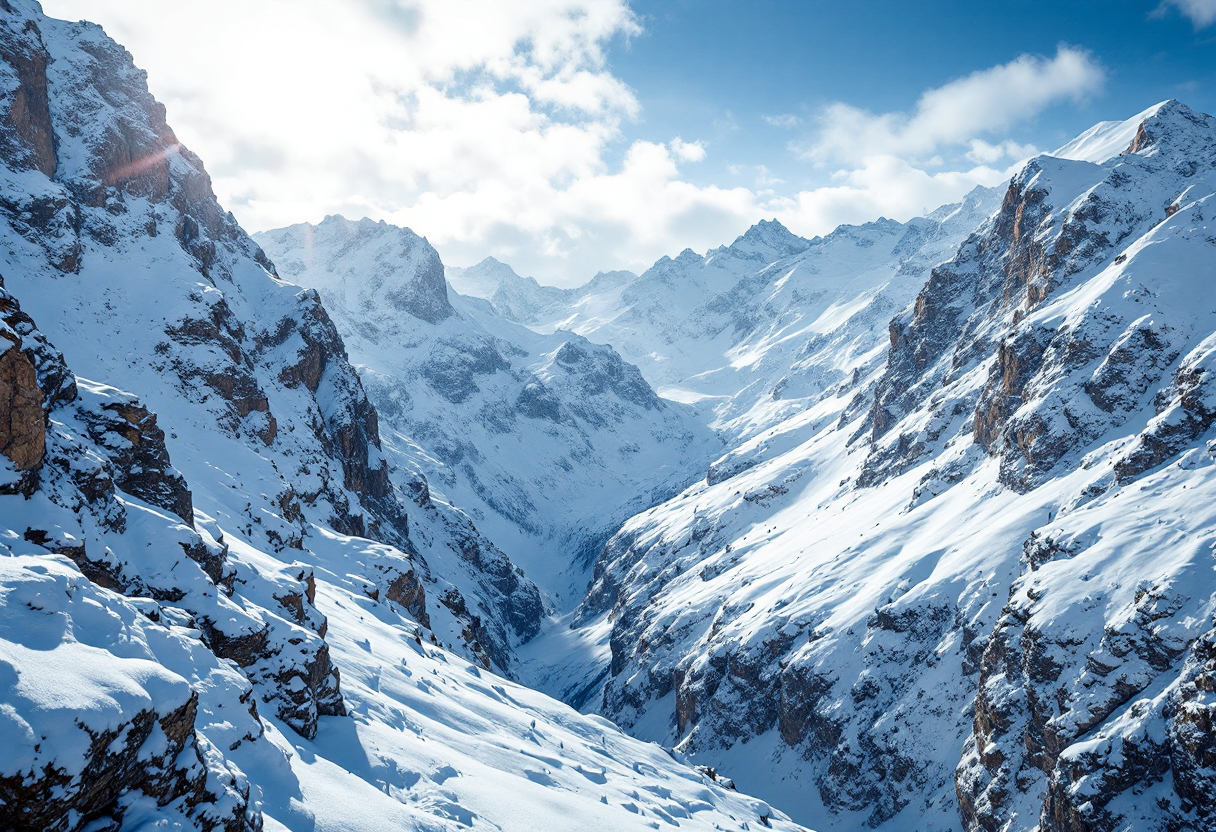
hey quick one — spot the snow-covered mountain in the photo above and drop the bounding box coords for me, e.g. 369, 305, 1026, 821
255, 216, 718, 607
5, 0, 1216, 830
446, 256, 637, 326
460, 200, 1002, 446
0, 3, 804, 831
573, 100, 1216, 832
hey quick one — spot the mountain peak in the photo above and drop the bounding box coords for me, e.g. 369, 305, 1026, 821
723, 218, 812, 262
259, 217, 454, 324
1122, 98, 1216, 159
1049, 99, 1216, 165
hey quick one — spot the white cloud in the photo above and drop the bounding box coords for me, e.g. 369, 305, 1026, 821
800, 47, 1104, 166
965, 138, 1038, 165
40, 0, 663, 283
670, 138, 706, 162
769, 156, 1010, 235
745, 48, 1105, 252
34, 5, 1111, 286
763, 113, 801, 128
1160, 0, 1216, 26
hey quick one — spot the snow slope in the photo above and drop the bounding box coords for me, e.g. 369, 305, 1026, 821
580, 101, 1216, 832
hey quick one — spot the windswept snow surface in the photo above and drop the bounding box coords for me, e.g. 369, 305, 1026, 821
1048, 99, 1169, 163
0, 546, 810, 832
231, 531, 809, 832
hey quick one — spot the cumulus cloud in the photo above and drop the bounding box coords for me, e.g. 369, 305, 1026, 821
746, 48, 1104, 252
964, 139, 1038, 165
35, 4, 1109, 285
799, 47, 1104, 166
1159, 0, 1216, 26
669, 138, 707, 162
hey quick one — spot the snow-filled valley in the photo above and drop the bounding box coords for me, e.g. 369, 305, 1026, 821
2, 2, 1216, 832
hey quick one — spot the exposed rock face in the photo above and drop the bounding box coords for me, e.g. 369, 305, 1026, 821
1112, 334, 1216, 483
864, 100, 1216, 493
0, 3, 55, 178
957, 551, 1216, 832
261, 287, 403, 540
0, 342, 43, 471
380, 564, 431, 628
0, 693, 252, 832
550, 339, 662, 416
73, 387, 193, 523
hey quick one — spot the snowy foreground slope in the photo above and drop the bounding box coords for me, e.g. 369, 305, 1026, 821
0, 3, 807, 830
255, 217, 717, 607
569, 101, 1216, 832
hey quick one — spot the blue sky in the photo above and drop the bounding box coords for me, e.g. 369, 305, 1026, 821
40, 0, 1216, 285
615, 0, 1216, 194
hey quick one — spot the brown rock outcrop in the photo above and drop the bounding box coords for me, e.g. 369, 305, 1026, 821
0, 343, 44, 470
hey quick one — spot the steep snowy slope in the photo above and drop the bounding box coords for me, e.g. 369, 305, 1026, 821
580, 101, 1216, 832
0, 0, 551, 677
0, 4, 810, 831
256, 217, 717, 606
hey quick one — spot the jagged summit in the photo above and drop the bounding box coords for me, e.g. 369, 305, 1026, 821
260, 215, 455, 324
715, 217, 812, 262
447, 253, 543, 300
1048, 98, 1216, 166
1121, 98, 1216, 162
465, 254, 520, 278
